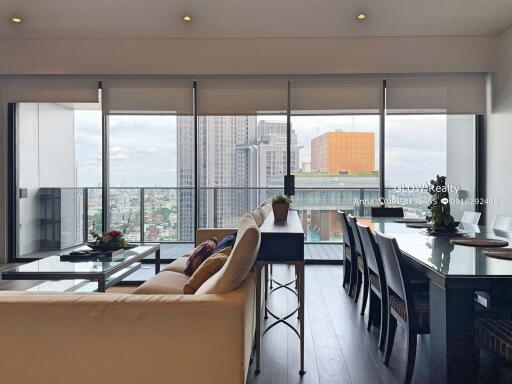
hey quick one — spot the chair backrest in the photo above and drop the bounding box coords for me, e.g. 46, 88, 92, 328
338, 211, 355, 248
347, 214, 363, 256
461, 211, 481, 225
357, 223, 384, 278
492, 215, 512, 232
376, 231, 407, 302
371, 207, 404, 218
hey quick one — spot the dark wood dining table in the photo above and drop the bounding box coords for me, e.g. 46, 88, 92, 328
368, 218, 512, 384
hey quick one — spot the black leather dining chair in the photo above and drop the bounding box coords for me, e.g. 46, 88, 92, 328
347, 214, 368, 311
339, 211, 357, 296
475, 317, 512, 378
371, 207, 404, 218
357, 222, 388, 350
376, 231, 430, 384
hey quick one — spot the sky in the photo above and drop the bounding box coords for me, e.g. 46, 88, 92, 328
74, 112, 463, 188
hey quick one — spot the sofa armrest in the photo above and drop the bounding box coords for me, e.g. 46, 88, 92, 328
0, 274, 256, 384
196, 228, 237, 246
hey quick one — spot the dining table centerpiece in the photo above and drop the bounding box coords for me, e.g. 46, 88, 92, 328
426, 175, 459, 235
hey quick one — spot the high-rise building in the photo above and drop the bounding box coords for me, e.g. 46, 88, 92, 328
311, 131, 375, 174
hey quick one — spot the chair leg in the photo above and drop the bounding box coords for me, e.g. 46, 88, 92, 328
360, 270, 370, 315
404, 329, 418, 384
367, 291, 374, 331
354, 269, 362, 302
383, 315, 397, 366
378, 294, 388, 351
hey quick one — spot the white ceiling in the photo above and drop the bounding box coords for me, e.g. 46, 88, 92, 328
1, 0, 512, 39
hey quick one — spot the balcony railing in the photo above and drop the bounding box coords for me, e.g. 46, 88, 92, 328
36, 187, 431, 249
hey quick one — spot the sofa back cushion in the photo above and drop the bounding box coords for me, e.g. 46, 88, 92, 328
196, 215, 261, 294
251, 208, 265, 226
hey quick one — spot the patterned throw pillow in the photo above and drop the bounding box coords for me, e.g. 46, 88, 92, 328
184, 238, 218, 276
183, 247, 232, 294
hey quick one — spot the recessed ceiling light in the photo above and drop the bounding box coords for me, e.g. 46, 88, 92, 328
356, 13, 367, 21
183, 15, 192, 22
10, 16, 22, 24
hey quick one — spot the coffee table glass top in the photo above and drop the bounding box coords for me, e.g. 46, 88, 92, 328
3, 244, 158, 276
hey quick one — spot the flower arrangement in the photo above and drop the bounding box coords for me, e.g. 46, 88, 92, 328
89, 224, 131, 251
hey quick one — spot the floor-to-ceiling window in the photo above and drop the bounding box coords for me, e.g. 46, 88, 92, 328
196, 78, 288, 229
290, 77, 382, 243
102, 78, 195, 243
383, 74, 483, 220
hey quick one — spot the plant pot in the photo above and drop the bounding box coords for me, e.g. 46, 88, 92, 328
272, 203, 289, 221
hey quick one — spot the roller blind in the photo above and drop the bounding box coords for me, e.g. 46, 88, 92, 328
0, 76, 99, 103
386, 74, 486, 114
197, 78, 288, 115
102, 77, 193, 115
290, 77, 382, 115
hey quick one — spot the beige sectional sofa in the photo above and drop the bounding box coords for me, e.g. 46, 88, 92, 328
0, 203, 272, 384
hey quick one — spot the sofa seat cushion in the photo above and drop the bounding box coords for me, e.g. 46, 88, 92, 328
162, 256, 189, 274
133, 271, 189, 295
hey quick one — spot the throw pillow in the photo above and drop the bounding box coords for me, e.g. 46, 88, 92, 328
216, 233, 237, 252
184, 237, 218, 276
183, 247, 232, 294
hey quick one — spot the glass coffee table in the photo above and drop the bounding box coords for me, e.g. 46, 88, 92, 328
2, 244, 160, 292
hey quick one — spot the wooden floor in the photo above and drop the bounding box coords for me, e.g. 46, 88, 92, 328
246, 264, 432, 384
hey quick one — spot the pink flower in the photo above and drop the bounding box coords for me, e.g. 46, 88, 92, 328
108, 230, 122, 237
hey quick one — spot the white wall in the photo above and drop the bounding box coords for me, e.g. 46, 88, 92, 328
0, 36, 497, 75
486, 26, 512, 224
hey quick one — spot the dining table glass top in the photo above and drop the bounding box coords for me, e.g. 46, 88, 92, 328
362, 218, 512, 277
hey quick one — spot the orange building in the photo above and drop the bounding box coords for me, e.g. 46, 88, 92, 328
311, 131, 375, 174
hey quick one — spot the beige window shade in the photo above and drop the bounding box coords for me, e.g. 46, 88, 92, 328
102, 77, 193, 115
0, 76, 99, 103
386, 74, 486, 114
291, 77, 382, 115
197, 78, 288, 115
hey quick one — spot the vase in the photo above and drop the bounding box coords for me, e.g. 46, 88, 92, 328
272, 203, 289, 221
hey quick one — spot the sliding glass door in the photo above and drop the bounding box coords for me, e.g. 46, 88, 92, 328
16, 102, 102, 258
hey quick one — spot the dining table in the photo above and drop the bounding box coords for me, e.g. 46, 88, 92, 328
364, 218, 512, 384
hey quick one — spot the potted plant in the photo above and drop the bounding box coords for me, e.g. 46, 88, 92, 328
426, 175, 459, 235
272, 195, 292, 221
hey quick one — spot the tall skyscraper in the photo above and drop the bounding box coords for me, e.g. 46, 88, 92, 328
311, 131, 375, 174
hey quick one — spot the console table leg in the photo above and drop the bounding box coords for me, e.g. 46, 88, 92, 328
255, 262, 263, 374
264, 264, 269, 319
299, 262, 306, 375
98, 276, 106, 292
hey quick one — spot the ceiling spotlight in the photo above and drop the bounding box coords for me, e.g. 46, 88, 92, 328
356, 13, 367, 21
183, 15, 192, 22
10, 16, 22, 24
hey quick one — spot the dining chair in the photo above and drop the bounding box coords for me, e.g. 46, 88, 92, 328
376, 231, 430, 384
347, 214, 367, 310
491, 215, 512, 232
357, 222, 388, 350
371, 207, 404, 218
475, 318, 512, 376
339, 211, 357, 296
461, 211, 481, 225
